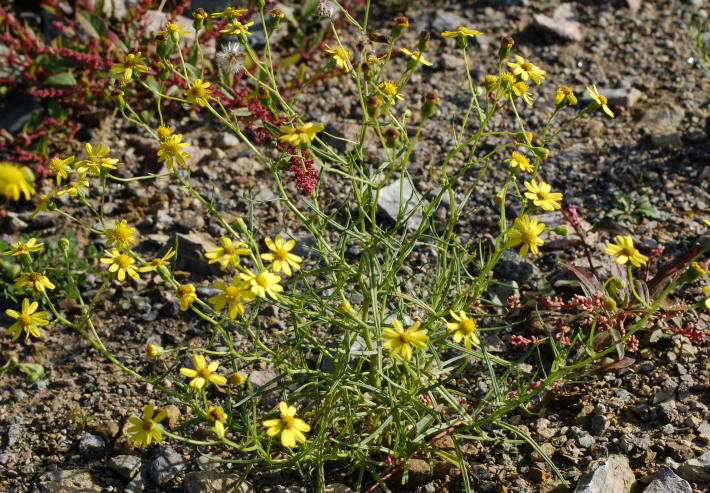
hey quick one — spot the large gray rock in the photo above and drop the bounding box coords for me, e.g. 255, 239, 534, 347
533, 3, 583, 42
183, 471, 254, 492
642, 468, 692, 493
493, 249, 543, 282
38, 469, 101, 493
173, 232, 219, 275
108, 454, 142, 480
574, 455, 635, 493
677, 451, 710, 482
377, 178, 426, 229
78, 433, 105, 456
148, 447, 187, 485
638, 103, 685, 149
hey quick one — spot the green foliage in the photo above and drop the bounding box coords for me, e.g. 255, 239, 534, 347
606, 190, 661, 224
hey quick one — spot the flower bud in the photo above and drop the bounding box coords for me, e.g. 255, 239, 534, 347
361, 61, 373, 81
515, 131, 533, 144
552, 225, 568, 236
602, 297, 617, 312
417, 30, 430, 53
498, 36, 514, 60
337, 300, 352, 313
192, 8, 207, 30
111, 88, 125, 110
146, 344, 163, 358
156, 34, 169, 58
383, 128, 400, 147
231, 372, 246, 385
493, 191, 505, 206
531, 146, 549, 160
484, 74, 498, 93
392, 16, 409, 40
269, 8, 284, 32
421, 90, 439, 119
366, 95, 382, 117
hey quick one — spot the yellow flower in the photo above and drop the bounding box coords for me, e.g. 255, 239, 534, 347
141, 248, 177, 271
4, 238, 43, 256
13, 272, 55, 293
109, 52, 149, 82
158, 134, 191, 169
446, 310, 480, 349
278, 122, 325, 146
382, 319, 428, 360
49, 156, 74, 185
441, 26, 483, 38
604, 235, 648, 267
158, 22, 190, 39
207, 406, 228, 438
105, 219, 137, 250
324, 44, 351, 70
506, 55, 546, 85
511, 81, 533, 106
205, 237, 251, 270
705, 219, 710, 227
32, 192, 54, 217
505, 151, 533, 173
100, 248, 141, 281
56, 179, 89, 197
76, 143, 120, 176
499, 71, 516, 89
524, 180, 563, 210
586, 85, 614, 118
555, 86, 577, 106
691, 262, 708, 277
177, 284, 197, 311
505, 215, 546, 257
210, 6, 248, 19
703, 286, 710, 309
231, 372, 246, 385
0, 162, 34, 201
185, 79, 212, 107
262, 401, 311, 448
180, 354, 227, 389
156, 125, 175, 140
127, 404, 167, 446
146, 344, 163, 358
379, 80, 404, 102
209, 277, 256, 318
484, 74, 498, 92
400, 47, 433, 66
220, 20, 255, 35
239, 269, 283, 300
260, 235, 303, 276
367, 53, 386, 65
5, 298, 50, 341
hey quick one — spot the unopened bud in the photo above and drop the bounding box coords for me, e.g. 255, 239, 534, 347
146, 344, 163, 358
192, 8, 207, 29
231, 372, 246, 385
417, 30, 430, 52
602, 297, 617, 312
552, 225, 568, 236
392, 16, 409, 40
421, 90, 439, 118
366, 95, 382, 117
269, 8, 284, 31
383, 128, 401, 147
498, 36, 514, 60
531, 146, 549, 160
493, 191, 505, 206
337, 300, 352, 313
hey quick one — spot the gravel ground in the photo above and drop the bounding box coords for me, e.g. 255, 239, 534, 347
1, 0, 709, 492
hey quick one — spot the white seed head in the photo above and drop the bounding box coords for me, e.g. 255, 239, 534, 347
216, 42, 245, 75
316, 0, 336, 19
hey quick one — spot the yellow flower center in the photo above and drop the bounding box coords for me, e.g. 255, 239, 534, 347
164, 141, 182, 154
142, 419, 154, 431
177, 285, 193, 296
598, 95, 608, 105
536, 191, 549, 200
256, 272, 271, 287
29, 272, 43, 282
621, 246, 636, 257
224, 285, 239, 300
461, 319, 476, 334
114, 224, 132, 240
222, 244, 235, 254
116, 254, 132, 268
199, 367, 212, 378
381, 82, 397, 96
275, 248, 289, 261
19, 314, 33, 326
521, 62, 534, 71
188, 86, 206, 99
399, 332, 411, 344
282, 415, 296, 429
523, 231, 538, 245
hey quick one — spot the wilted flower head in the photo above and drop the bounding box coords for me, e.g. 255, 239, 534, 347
216, 42, 245, 75
316, 0, 336, 19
